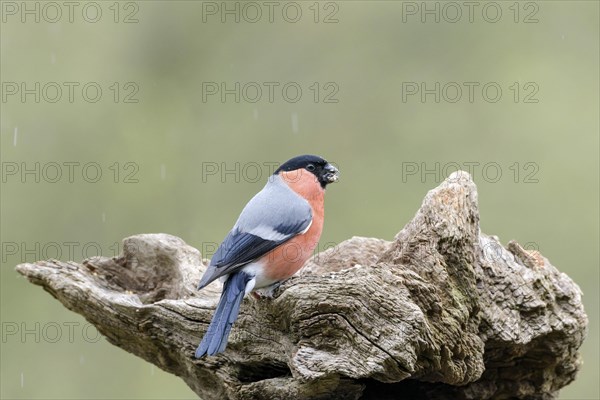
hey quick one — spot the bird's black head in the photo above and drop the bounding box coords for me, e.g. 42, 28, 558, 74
275, 154, 339, 188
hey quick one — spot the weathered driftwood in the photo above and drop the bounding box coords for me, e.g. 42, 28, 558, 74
16, 171, 587, 399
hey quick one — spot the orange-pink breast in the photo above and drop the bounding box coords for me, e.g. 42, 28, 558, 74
260, 170, 325, 281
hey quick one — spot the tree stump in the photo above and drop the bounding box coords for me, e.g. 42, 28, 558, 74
16, 171, 587, 399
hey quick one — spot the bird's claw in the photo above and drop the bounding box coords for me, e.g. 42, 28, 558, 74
252, 281, 283, 299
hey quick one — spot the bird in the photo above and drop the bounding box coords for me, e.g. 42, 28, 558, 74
194, 154, 339, 358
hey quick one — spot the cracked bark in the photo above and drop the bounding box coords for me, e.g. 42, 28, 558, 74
16, 171, 587, 400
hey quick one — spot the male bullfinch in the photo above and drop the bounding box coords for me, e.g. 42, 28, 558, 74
195, 155, 339, 358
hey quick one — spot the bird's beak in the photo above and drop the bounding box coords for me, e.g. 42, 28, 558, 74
323, 163, 339, 183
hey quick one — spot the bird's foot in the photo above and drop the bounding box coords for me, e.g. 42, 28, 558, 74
252, 281, 283, 299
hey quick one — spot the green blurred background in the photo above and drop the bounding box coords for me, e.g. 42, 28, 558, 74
1, 1, 598, 399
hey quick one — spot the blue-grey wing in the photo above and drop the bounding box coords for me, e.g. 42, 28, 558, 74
197, 175, 312, 289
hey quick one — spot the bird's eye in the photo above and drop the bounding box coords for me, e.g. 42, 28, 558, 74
306, 164, 316, 171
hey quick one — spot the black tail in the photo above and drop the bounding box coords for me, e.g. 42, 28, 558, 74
195, 272, 251, 357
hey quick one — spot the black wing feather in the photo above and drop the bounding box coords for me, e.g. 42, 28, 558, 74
197, 219, 309, 289
212, 231, 281, 268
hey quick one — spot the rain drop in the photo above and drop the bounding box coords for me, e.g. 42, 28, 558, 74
253, 108, 259, 120
13, 127, 18, 147
160, 164, 166, 180
80, 355, 85, 365
20, 372, 24, 388
102, 213, 106, 223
